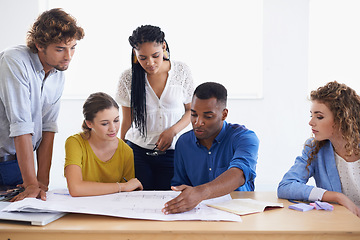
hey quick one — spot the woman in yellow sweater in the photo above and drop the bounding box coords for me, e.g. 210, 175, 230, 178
64, 92, 143, 196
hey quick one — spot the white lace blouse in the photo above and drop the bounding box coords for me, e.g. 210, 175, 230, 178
116, 60, 194, 150
335, 152, 360, 207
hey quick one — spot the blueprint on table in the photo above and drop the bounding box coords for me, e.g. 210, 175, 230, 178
3, 190, 241, 222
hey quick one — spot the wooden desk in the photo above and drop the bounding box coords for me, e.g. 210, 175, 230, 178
1, 192, 359, 240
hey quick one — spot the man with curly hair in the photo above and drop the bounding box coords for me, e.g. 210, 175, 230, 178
0, 8, 84, 201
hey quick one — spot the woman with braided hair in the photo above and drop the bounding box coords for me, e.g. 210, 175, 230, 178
278, 81, 360, 217
116, 25, 194, 190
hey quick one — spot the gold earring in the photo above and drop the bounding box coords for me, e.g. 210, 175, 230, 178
163, 50, 169, 60
133, 54, 138, 64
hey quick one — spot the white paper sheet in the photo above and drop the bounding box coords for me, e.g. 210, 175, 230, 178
3, 190, 241, 222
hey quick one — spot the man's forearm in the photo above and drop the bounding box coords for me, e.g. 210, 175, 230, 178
36, 131, 55, 187
200, 167, 245, 200
14, 134, 38, 187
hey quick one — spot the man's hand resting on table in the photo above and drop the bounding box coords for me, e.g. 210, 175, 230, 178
162, 185, 208, 214
10, 184, 46, 202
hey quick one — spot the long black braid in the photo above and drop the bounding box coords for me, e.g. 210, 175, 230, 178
128, 25, 170, 137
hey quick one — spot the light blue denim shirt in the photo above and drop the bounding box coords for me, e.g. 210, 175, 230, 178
0, 45, 65, 156
277, 139, 342, 201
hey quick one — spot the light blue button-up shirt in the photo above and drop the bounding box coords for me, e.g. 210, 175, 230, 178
0, 45, 65, 156
171, 121, 259, 191
277, 139, 343, 201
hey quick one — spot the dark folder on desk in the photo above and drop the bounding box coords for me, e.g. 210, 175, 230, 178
0, 202, 66, 226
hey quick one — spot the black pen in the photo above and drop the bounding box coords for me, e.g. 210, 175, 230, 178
288, 199, 311, 205
123, 177, 128, 182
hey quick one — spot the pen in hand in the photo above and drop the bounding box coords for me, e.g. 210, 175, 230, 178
122, 177, 143, 191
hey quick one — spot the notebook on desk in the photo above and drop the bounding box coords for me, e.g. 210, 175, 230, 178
0, 202, 66, 226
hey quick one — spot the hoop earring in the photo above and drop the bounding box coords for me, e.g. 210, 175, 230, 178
163, 50, 169, 60
133, 54, 138, 64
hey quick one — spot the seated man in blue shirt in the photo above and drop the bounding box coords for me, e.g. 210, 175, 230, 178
0, 8, 84, 201
162, 82, 259, 214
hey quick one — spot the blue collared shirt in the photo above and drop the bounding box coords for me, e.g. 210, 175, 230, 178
171, 121, 259, 191
0, 45, 64, 156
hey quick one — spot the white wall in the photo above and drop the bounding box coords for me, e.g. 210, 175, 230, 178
0, 0, 311, 191
0, 0, 39, 50
309, 0, 360, 93
249, 0, 310, 190
46, 0, 264, 100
